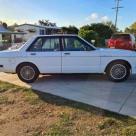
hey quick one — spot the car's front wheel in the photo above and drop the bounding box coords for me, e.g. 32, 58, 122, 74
17, 63, 39, 83
106, 62, 130, 82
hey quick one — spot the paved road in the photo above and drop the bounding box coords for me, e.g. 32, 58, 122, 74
0, 72, 136, 117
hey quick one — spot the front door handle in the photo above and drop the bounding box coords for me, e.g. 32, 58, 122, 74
64, 52, 70, 55
30, 53, 36, 56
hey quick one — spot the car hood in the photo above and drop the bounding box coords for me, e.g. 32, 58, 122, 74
0, 50, 20, 58
99, 48, 136, 57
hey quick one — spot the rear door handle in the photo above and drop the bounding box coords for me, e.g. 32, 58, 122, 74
64, 52, 70, 55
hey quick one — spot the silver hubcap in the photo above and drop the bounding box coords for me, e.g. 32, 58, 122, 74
110, 64, 127, 80
20, 66, 35, 81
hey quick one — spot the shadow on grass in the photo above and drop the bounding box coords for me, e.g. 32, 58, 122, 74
30, 74, 136, 123
33, 89, 136, 123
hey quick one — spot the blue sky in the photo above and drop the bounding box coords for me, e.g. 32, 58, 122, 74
0, 0, 135, 30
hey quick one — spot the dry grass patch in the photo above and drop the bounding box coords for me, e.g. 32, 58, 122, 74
0, 81, 136, 136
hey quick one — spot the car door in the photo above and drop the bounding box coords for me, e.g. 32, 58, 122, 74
26, 36, 61, 73
61, 36, 101, 73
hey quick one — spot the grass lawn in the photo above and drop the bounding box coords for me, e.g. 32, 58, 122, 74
0, 81, 136, 136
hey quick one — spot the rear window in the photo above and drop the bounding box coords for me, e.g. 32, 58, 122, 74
111, 34, 131, 40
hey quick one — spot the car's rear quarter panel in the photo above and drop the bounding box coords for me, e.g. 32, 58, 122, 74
101, 56, 136, 74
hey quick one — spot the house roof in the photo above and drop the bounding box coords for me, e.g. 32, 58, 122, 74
0, 25, 11, 33
0, 25, 26, 34
16, 23, 61, 30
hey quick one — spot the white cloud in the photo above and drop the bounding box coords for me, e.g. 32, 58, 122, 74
86, 13, 99, 22
101, 16, 109, 22
86, 13, 110, 23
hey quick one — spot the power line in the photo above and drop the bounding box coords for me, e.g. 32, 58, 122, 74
112, 0, 124, 30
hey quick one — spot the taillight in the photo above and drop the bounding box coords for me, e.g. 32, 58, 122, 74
108, 39, 114, 46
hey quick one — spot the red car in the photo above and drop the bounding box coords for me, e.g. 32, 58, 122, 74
108, 33, 136, 51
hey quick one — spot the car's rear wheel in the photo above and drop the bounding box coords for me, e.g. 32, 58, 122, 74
106, 62, 130, 82
17, 63, 39, 83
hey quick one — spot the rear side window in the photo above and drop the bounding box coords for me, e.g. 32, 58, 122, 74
111, 34, 131, 40
27, 37, 60, 52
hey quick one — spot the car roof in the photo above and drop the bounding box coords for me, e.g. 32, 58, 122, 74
35, 34, 78, 38
113, 33, 132, 36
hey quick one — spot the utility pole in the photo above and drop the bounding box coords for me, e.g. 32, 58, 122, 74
112, 0, 124, 30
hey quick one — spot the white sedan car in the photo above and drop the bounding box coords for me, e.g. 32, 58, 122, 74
0, 35, 136, 83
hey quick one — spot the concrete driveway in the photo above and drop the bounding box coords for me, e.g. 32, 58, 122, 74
0, 72, 136, 117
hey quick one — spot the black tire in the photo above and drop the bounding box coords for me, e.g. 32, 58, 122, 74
16, 63, 39, 83
106, 62, 130, 82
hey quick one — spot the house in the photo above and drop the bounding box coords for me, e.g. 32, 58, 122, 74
15, 23, 61, 41
0, 25, 25, 47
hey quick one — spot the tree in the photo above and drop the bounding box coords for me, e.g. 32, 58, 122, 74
125, 22, 136, 33
79, 23, 114, 47
38, 20, 56, 27
104, 21, 117, 32
78, 29, 98, 45
0, 21, 8, 29
61, 26, 79, 34
89, 23, 113, 39
79, 25, 91, 31
2, 22, 8, 29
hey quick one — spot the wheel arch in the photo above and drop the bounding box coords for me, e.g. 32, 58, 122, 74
104, 59, 132, 73
16, 62, 40, 73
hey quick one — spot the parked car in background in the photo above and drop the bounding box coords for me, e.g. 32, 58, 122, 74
0, 35, 136, 83
108, 33, 136, 51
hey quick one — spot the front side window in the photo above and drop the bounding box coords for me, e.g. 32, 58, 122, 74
63, 37, 92, 51
28, 37, 60, 52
